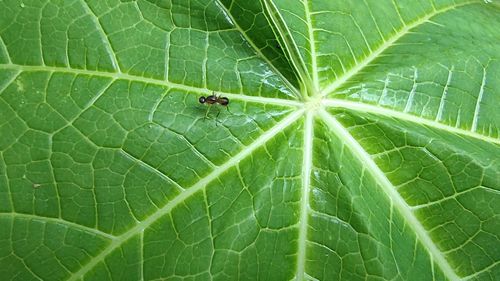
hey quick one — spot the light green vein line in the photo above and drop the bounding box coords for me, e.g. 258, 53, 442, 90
66, 109, 304, 281
119, 149, 184, 191
296, 111, 313, 280
0, 212, 116, 240
0, 63, 302, 107
471, 66, 487, 132
302, 0, 319, 91
0, 69, 20, 94
79, 0, 121, 72
410, 186, 491, 211
48, 77, 115, 137
0, 152, 15, 212
321, 1, 477, 96
13, 250, 44, 281
462, 260, 500, 281
318, 110, 460, 281
139, 231, 144, 281
263, 0, 312, 94
0, 35, 11, 64
214, 0, 301, 99
322, 99, 500, 145
436, 65, 454, 121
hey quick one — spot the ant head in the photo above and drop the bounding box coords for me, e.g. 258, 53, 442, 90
199, 96, 206, 104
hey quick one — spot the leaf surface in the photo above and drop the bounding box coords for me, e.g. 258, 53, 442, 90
0, 0, 499, 280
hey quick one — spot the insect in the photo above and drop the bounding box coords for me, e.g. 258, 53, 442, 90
199, 92, 230, 124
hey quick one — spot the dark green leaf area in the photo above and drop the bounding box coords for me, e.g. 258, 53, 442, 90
143, 121, 303, 280
333, 5, 500, 139
85, 236, 141, 281
0, 216, 111, 281
331, 109, 500, 278
308, 118, 440, 281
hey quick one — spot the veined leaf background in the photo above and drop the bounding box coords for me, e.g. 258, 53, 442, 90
0, 0, 499, 280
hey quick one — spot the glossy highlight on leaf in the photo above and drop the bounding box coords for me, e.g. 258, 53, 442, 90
0, 0, 499, 280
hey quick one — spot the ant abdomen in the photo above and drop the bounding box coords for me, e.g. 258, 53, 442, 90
218, 97, 229, 106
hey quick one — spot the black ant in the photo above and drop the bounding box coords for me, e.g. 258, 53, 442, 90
199, 92, 230, 124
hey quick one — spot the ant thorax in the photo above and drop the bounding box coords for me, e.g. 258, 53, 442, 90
198, 92, 231, 125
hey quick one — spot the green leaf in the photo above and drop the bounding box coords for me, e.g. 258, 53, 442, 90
0, 0, 499, 280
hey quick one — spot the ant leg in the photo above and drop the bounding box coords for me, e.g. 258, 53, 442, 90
204, 105, 211, 120
225, 105, 232, 115
215, 108, 221, 126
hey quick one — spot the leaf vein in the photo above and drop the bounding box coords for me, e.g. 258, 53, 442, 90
66, 109, 303, 280
318, 110, 460, 281
321, 1, 478, 96
78, 0, 122, 72
0, 64, 301, 108
295, 111, 313, 279
322, 99, 500, 144
0, 212, 116, 240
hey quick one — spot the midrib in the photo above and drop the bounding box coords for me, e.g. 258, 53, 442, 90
322, 99, 500, 145
320, 1, 477, 97
295, 111, 314, 279
1, 63, 496, 144
66, 109, 304, 281
0, 63, 301, 107
318, 110, 461, 281
213, 0, 301, 99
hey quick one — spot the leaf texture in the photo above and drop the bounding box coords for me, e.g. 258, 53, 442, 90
0, 0, 499, 280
